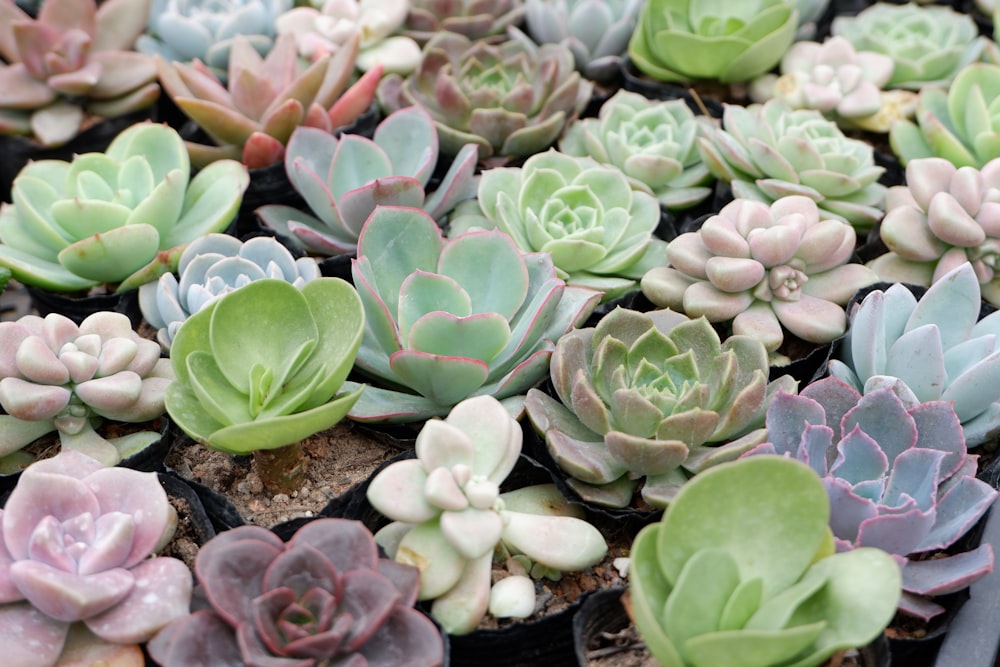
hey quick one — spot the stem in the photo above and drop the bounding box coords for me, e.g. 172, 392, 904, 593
252, 442, 307, 494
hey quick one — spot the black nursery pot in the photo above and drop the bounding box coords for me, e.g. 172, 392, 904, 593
25, 283, 142, 328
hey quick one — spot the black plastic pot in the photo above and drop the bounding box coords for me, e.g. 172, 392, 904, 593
25, 284, 142, 327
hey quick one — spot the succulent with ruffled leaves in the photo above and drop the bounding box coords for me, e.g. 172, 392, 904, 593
156, 31, 380, 169
367, 395, 607, 635
257, 106, 479, 256
0, 0, 160, 148
0, 122, 248, 293
404, 0, 526, 43
525, 307, 796, 508
746, 376, 997, 620
377, 30, 592, 164
139, 233, 321, 350
630, 455, 901, 667
697, 99, 887, 229
642, 196, 879, 360
559, 90, 714, 210
343, 206, 601, 423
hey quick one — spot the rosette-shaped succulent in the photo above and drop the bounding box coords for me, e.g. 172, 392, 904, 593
139, 233, 321, 350
828, 262, 1000, 448
746, 377, 998, 620
523, 0, 642, 84
525, 307, 797, 508
367, 395, 607, 635
642, 196, 879, 359
156, 32, 379, 169
404, 0, 526, 43
559, 91, 714, 210
627, 0, 798, 84
697, 99, 887, 229
377, 31, 592, 163
148, 518, 444, 667
831, 2, 986, 90
0, 451, 192, 667
889, 63, 1000, 168
0, 122, 248, 293
257, 106, 478, 256
0, 0, 160, 148
630, 455, 901, 667
0, 311, 173, 467
343, 206, 602, 423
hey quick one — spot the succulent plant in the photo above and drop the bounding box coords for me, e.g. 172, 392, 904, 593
629, 455, 901, 667
0, 450, 192, 667
559, 91, 714, 210
0, 310, 174, 468
136, 0, 292, 78
0, 0, 160, 148
627, 0, 798, 85
256, 106, 479, 257
889, 63, 1000, 169
139, 233, 321, 350
404, 0, 526, 43
156, 31, 380, 169
641, 196, 879, 359
343, 206, 602, 423
828, 261, 1000, 448
831, 2, 986, 90
377, 30, 592, 163
524, 307, 797, 509
746, 376, 997, 620
0, 121, 249, 294
697, 99, 887, 230
147, 518, 444, 667
522, 0, 643, 84
367, 395, 607, 635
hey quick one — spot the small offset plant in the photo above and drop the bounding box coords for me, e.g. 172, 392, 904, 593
828, 261, 1000, 448
257, 106, 478, 256
0, 311, 174, 468
139, 233, 321, 350
0, 121, 249, 294
343, 206, 602, 423
0, 0, 160, 147
165, 278, 365, 492
147, 518, 445, 667
525, 308, 796, 508
629, 455, 901, 667
367, 395, 608, 635
0, 450, 192, 667
746, 377, 997, 620
559, 91, 715, 210
641, 196, 879, 360
404, 0, 526, 43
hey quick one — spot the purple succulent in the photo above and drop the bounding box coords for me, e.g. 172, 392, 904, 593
147, 519, 445, 667
0, 450, 192, 667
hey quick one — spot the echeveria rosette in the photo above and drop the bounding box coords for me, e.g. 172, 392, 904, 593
165, 278, 365, 454
630, 455, 901, 667
559, 91, 715, 210
257, 106, 479, 257
868, 157, 1000, 305
525, 307, 797, 509
404, 0, 526, 43
828, 261, 1000, 448
0, 311, 174, 468
472, 150, 665, 301
697, 99, 888, 230
139, 233, 321, 350
367, 395, 608, 635
627, 0, 798, 85
377, 31, 593, 163
147, 519, 445, 667
0, 122, 249, 294
745, 377, 998, 620
641, 196, 879, 359
344, 205, 602, 423
0, 450, 192, 667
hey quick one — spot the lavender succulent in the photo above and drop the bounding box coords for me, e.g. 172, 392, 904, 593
404, 0, 526, 43
746, 376, 998, 620
0, 450, 192, 667
147, 519, 444, 667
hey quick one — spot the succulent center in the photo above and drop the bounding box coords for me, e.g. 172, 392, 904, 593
540, 186, 605, 240
970, 241, 1000, 280
29, 511, 135, 574
753, 264, 808, 302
